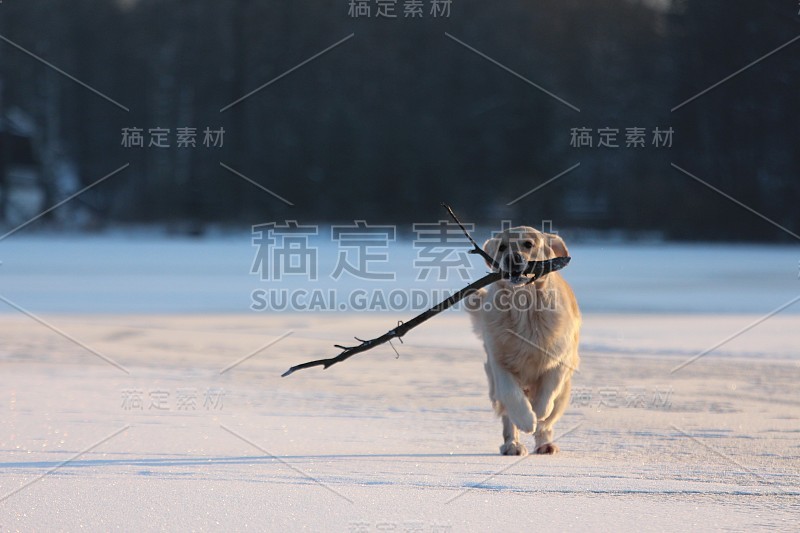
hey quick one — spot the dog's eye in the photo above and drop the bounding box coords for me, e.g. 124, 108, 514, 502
524, 241, 533, 249
498, 244, 507, 252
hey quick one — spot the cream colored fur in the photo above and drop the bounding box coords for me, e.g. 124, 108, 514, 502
468, 226, 580, 456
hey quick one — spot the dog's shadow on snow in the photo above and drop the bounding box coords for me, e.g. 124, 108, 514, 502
0, 452, 496, 471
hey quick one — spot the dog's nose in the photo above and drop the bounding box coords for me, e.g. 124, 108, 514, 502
504, 252, 524, 269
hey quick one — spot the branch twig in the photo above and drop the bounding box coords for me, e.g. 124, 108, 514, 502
441, 203, 499, 269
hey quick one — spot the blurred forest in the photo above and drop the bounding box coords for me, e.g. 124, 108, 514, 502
0, 0, 798, 240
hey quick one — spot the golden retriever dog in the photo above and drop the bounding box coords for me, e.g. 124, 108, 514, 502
467, 226, 580, 456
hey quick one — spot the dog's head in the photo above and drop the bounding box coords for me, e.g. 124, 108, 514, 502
483, 226, 569, 285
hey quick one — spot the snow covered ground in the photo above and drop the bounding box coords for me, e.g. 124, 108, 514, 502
0, 232, 797, 314
0, 234, 798, 531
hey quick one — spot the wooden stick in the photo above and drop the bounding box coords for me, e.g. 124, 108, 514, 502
281, 271, 502, 377
281, 204, 571, 376
281, 261, 570, 376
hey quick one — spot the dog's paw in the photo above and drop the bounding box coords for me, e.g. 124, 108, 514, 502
500, 441, 528, 456
534, 442, 560, 455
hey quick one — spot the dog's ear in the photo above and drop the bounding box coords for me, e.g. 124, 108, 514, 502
482, 238, 499, 269
546, 233, 569, 258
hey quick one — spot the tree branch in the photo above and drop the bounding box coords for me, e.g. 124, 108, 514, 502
281, 271, 502, 377
281, 204, 571, 377
281, 260, 570, 377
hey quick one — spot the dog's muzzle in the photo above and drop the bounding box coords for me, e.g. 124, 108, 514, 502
501, 253, 530, 286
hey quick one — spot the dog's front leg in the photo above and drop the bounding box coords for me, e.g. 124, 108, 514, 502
531, 365, 572, 454
531, 365, 569, 421
487, 351, 536, 435
499, 415, 528, 456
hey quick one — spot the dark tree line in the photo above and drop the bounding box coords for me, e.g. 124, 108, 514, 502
0, 0, 798, 240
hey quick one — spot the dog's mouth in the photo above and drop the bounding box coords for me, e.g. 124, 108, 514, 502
501, 270, 530, 286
